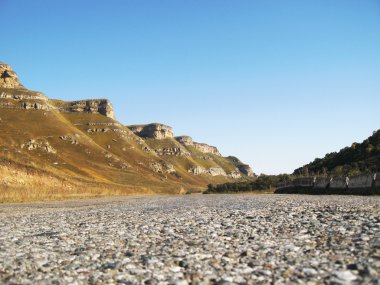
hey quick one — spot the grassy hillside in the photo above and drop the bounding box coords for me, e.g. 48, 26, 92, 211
0, 107, 251, 202
0, 61, 255, 202
294, 130, 380, 176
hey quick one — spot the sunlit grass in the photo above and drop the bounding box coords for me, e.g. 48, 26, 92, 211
0, 164, 153, 203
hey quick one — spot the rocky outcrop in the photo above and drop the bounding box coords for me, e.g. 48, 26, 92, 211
175, 136, 194, 146
1, 61, 256, 184
0, 62, 50, 110
150, 161, 176, 174
226, 156, 255, 177
229, 169, 242, 179
60, 135, 78, 145
58, 99, 115, 119
0, 63, 115, 118
188, 166, 242, 178
188, 166, 207, 175
129, 124, 174, 140
193, 143, 221, 156
0, 62, 24, 89
207, 167, 227, 177
154, 147, 190, 157
237, 165, 254, 177
188, 166, 228, 177
21, 139, 57, 154
175, 136, 221, 156
0, 91, 48, 101
87, 128, 129, 134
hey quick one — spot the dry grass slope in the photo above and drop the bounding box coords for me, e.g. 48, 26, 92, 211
0, 107, 247, 202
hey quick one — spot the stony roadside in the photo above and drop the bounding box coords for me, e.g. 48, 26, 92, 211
0, 194, 379, 285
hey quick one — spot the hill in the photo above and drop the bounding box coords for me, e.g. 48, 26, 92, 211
0, 61, 254, 202
294, 130, 380, 176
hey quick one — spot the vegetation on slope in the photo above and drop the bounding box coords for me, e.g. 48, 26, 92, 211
275, 185, 380, 196
294, 130, 380, 176
204, 174, 289, 194
0, 108, 250, 202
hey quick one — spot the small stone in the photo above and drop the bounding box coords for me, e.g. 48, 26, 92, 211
302, 268, 317, 276
331, 271, 357, 285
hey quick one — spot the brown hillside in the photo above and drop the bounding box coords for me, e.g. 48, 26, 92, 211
0, 61, 254, 202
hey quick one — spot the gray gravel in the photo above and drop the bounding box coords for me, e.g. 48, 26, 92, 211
0, 194, 379, 285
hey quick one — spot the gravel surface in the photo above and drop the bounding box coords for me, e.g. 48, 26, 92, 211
0, 194, 379, 285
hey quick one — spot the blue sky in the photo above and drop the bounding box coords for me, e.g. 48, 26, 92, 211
1, 0, 379, 174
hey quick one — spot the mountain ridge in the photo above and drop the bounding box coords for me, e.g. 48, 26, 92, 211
294, 130, 380, 176
0, 61, 254, 201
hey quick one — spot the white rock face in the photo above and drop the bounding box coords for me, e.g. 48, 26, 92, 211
0, 62, 24, 89
188, 166, 229, 177
59, 99, 115, 119
229, 169, 242, 179
175, 136, 221, 156
0, 62, 115, 118
175, 136, 194, 146
130, 124, 174, 139
21, 139, 57, 154
150, 161, 176, 174
207, 167, 227, 176
188, 166, 207, 175
193, 143, 221, 156
226, 156, 255, 177
154, 147, 190, 157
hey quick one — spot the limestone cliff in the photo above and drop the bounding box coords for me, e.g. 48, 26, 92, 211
226, 156, 255, 177
175, 136, 194, 146
0, 61, 256, 194
0, 62, 49, 110
0, 62, 115, 118
129, 124, 174, 139
57, 99, 115, 119
193, 143, 221, 156
175, 136, 221, 156
0, 62, 24, 89
130, 125, 252, 177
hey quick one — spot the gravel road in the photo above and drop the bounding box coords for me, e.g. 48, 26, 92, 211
0, 194, 379, 285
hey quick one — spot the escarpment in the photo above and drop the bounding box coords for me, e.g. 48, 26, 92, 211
56, 99, 115, 119
0, 62, 50, 110
129, 124, 174, 139
0, 61, 255, 193
175, 136, 221, 156
226, 156, 255, 177
130, 125, 253, 177
0, 62, 24, 89
0, 63, 114, 118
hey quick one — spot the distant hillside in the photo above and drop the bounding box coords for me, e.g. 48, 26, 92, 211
294, 130, 380, 176
0, 61, 254, 202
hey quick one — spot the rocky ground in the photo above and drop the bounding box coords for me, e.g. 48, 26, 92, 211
0, 194, 379, 285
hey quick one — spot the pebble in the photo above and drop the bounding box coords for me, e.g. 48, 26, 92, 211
0, 194, 379, 284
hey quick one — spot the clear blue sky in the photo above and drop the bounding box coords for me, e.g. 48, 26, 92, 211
1, 0, 379, 174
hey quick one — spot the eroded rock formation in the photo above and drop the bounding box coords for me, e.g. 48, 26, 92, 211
154, 147, 190, 157
129, 124, 174, 139
0, 62, 115, 118
175, 136, 194, 146
1, 61, 255, 182
237, 165, 254, 177
188, 166, 230, 177
175, 136, 221, 156
59, 99, 115, 119
193, 143, 221, 156
227, 156, 255, 177
150, 161, 176, 174
188, 166, 206, 175
0, 62, 24, 89
21, 139, 57, 154
0, 62, 50, 110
